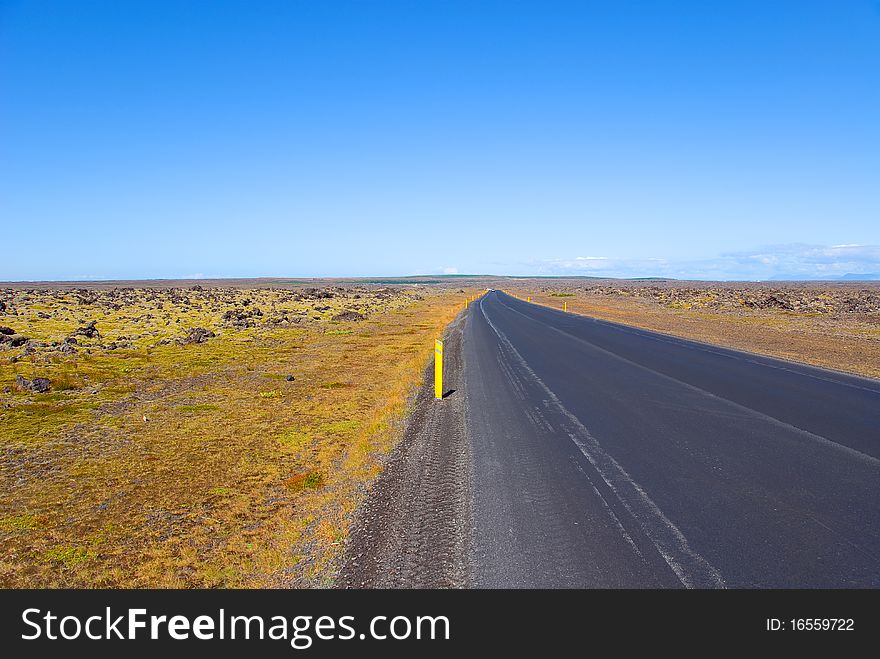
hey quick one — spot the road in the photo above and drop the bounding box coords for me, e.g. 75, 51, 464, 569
465, 290, 879, 588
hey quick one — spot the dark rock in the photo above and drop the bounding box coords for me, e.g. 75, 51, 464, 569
332, 310, 366, 322
0, 326, 14, 335
222, 308, 261, 328
64, 337, 78, 345
73, 320, 100, 339
58, 342, 77, 354
104, 341, 133, 351
9, 334, 29, 347
222, 309, 250, 325
32, 377, 51, 392
286, 375, 295, 382
299, 287, 336, 300
15, 375, 51, 393
179, 327, 215, 345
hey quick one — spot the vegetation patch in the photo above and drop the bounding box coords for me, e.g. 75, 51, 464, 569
278, 428, 312, 450
45, 545, 96, 567
283, 471, 325, 492
0, 283, 469, 587
321, 420, 358, 434
175, 403, 220, 413
0, 514, 44, 531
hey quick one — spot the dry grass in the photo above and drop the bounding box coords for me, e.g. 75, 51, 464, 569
0, 284, 471, 587
512, 284, 880, 379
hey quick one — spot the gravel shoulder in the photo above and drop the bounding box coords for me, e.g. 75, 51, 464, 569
335, 311, 472, 588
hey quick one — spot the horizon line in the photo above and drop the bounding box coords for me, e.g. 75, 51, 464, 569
3, 274, 880, 285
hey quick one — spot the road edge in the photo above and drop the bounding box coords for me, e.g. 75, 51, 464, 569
334, 309, 473, 588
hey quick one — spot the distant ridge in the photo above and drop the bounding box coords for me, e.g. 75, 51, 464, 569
769, 273, 880, 281
838, 273, 880, 281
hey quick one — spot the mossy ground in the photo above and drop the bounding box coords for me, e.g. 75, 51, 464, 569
0, 285, 471, 587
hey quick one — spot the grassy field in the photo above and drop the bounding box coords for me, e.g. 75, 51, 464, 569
0, 284, 470, 587
512, 283, 880, 379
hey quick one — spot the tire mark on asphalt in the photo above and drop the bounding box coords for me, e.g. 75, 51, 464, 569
520, 298, 880, 394
497, 296, 880, 468
480, 297, 726, 589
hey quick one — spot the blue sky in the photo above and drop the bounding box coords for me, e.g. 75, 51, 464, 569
2, 0, 879, 280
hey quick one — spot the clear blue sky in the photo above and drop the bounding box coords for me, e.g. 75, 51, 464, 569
2, 0, 879, 280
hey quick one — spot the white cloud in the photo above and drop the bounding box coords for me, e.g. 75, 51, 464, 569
441, 266, 459, 275
532, 243, 880, 280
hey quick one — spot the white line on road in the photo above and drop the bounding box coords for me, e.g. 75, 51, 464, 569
497, 295, 880, 469
479, 296, 727, 589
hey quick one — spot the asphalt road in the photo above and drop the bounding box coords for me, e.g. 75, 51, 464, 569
466, 290, 880, 588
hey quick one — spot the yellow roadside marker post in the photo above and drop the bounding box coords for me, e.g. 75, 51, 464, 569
527, 296, 531, 302
564, 301, 567, 312
434, 339, 444, 400
465, 298, 469, 309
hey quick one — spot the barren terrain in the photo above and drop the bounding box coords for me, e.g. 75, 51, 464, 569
1, 281, 469, 587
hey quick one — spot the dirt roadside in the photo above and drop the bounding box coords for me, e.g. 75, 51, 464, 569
335, 311, 472, 588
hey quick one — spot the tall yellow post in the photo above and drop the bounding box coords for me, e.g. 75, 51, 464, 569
564, 301, 567, 312
527, 296, 531, 302
434, 339, 444, 399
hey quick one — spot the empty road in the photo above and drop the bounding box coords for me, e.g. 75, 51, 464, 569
466, 290, 880, 587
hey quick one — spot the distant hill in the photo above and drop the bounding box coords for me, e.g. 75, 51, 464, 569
769, 273, 880, 281
837, 273, 880, 281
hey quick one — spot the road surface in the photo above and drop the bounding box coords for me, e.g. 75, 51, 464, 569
339, 289, 879, 588
465, 290, 879, 588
